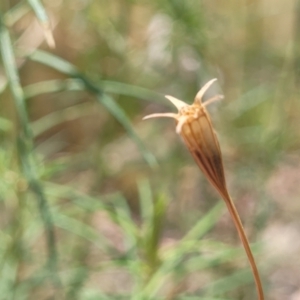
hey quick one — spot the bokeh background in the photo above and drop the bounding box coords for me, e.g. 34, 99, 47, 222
1, 0, 300, 299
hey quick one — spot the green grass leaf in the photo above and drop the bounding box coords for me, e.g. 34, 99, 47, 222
27, 0, 55, 48
28, 50, 157, 167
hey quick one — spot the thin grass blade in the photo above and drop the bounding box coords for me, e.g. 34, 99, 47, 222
98, 94, 157, 167
134, 202, 224, 300
27, 0, 55, 48
28, 50, 157, 167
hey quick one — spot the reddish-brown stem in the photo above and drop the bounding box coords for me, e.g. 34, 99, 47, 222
222, 192, 264, 300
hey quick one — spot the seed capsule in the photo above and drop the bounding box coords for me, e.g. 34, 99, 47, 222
143, 79, 264, 300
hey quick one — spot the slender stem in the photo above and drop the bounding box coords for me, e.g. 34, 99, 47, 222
0, 15, 61, 290
222, 192, 264, 300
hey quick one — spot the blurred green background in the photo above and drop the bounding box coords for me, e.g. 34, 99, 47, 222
1, 0, 300, 299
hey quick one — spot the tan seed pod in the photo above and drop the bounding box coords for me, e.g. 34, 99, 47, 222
143, 78, 264, 300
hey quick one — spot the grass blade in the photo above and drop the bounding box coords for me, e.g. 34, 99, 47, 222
27, 50, 157, 167
98, 94, 157, 167
4, 2, 30, 27
24, 78, 165, 105
0, 18, 61, 290
0, 18, 31, 138
134, 202, 224, 299
29, 49, 78, 75
27, 0, 55, 48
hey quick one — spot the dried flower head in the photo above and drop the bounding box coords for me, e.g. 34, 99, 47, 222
143, 78, 264, 300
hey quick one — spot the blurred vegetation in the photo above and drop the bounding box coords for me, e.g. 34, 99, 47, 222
0, 0, 300, 299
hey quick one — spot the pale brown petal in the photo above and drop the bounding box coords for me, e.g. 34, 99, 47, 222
202, 94, 224, 107
194, 78, 217, 104
165, 95, 188, 110
143, 113, 178, 120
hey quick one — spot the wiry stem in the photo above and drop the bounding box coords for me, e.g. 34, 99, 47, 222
222, 191, 264, 300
